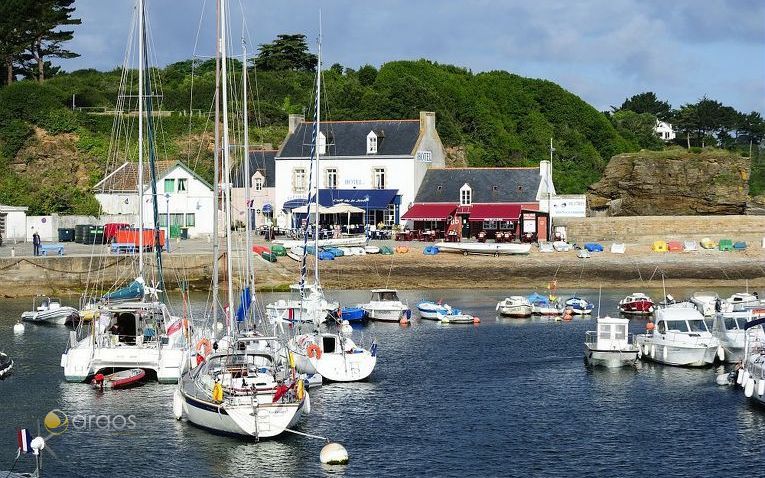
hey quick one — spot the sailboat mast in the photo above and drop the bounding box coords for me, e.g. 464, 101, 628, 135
137, 0, 145, 278
220, 0, 235, 333
313, 20, 322, 287
211, 0, 221, 327
242, 40, 254, 301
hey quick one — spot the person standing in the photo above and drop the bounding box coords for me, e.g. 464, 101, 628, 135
32, 231, 41, 256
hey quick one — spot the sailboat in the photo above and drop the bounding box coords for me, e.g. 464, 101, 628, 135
60, 0, 188, 383
280, 23, 377, 383
175, 0, 307, 437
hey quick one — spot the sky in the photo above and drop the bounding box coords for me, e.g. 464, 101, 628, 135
59, 0, 765, 115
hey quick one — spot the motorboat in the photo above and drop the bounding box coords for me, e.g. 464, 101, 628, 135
177, 336, 307, 438
565, 297, 594, 315
434, 241, 532, 256
21, 296, 78, 326
712, 309, 765, 363
417, 300, 458, 319
528, 292, 561, 316
0, 352, 13, 379
618, 293, 654, 315
689, 291, 720, 317
360, 289, 410, 322
266, 283, 338, 325
496, 296, 533, 318
436, 311, 480, 324
93, 368, 146, 390
725, 292, 762, 311
287, 332, 377, 382
634, 304, 721, 367
584, 316, 638, 367
61, 300, 189, 383
736, 317, 765, 405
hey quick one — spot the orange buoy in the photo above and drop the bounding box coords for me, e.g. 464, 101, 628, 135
473, 317, 481, 324
306, 343, 323, 359
196, 338, 212, 357
646, 321, 655, 332
399, 317, 409, 326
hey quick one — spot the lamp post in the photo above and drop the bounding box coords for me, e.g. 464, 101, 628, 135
164, 193, 171, 253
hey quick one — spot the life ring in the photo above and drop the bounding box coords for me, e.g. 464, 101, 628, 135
296, 379, 305, 400
306, 344, 323, 359
196, 338, 212, 357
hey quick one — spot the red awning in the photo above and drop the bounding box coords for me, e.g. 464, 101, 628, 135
468, 204, 522, 221
401, 203, 457, 221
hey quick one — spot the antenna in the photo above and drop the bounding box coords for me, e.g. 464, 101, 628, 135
596, 285, 602, 319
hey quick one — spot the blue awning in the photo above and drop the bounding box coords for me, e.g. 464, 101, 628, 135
318, 189, 398, 210
283, 198, 307, 210
262, 203, 273, 213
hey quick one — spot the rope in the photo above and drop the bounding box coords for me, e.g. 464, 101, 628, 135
283, 428, 329, 442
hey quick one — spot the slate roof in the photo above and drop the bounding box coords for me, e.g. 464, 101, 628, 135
94, 160, 212, 193
278, 120, 421, 158
414, 168, 542, 203
232, 150, 276, 188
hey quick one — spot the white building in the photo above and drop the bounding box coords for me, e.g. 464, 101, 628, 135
0, 204, 28, 242
274, 111, 446, 229
655, 120, 676, 141
94, 160, 214, 238
231, 150, 276, 229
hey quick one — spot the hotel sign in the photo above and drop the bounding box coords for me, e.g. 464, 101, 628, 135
549, 196, 587, 218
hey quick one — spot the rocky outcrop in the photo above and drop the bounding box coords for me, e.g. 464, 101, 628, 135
588, 148, 751, 216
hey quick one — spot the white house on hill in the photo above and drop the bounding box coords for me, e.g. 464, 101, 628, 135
655, 121, 675, 141
94, 160, 214, 238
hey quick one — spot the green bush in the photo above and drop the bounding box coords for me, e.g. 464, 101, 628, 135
690, 146, 702, 154
40, 109, 79, 134
0, 119, 33, 160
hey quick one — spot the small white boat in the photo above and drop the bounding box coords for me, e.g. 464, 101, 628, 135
565, 297, 594, 315
348, 246, 366, 256
737, 316, 765, 405
496, 296, 533, 318
610, 243, 626, 254
21, 296, 78, 325
0, 352, 13, 379
634, 304, 721, 367
538, 242, 554, 253
584, 316, 638, 367
364, 245, 380, 254
287, 246, 304, 261
417, 300, 453, 319
577, 249, 591, 259
689, 291, 719, 317
618, 293, 654, 315
726, 292, 762, 311
552, 241, 571, 252
683, 240, 698, 252
288, 332, 377, 382
434, 241, 532, 256
528, 292, 561, 316
712, 310, 765, 363
436, 311, 480, 324
266, 283, 338, 325
360, 289, 410, 322
276, 236, 367, 249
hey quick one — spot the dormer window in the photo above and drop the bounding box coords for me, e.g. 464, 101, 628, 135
460, 183, 472, 206
366, 131, 377, 154
317, 131, 327, 155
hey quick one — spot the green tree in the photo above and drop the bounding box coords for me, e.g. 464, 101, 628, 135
0, 0, 34, 85
24, 0, 81, 82
617, 91, 672, 120
738, 111, 765, 157
254, 34, 316, 72
611, 110, 663, 150
357, 64, 378, 86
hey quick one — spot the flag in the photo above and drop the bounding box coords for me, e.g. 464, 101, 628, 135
166, 319, 183, 336
235, 287, 252, 322
17, 428, 32, 454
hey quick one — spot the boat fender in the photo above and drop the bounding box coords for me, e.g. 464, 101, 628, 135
743, 370, 750, 387
196, 338, 213, 357
288, 351, 296, 370
13, 321, 24, 334
320, 442, 349, 465
650, 345, 655, 358
662, 345, 667, 361
307, 344, 323, 360
637, 347, 642, 360
716, 373, 731, 386
646, 322, 655, 332
173, 389, 183, 420
473, 317, 480, 324
737, 369, 744, 385
296, 379, 305, 401
758, 379, 765, 397
304, 390, 311, 414
745, 378, 755, 398
212, 379, 223, 402
717, 346, 725, 362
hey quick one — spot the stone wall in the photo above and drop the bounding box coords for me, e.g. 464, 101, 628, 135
556, 215, 765, 244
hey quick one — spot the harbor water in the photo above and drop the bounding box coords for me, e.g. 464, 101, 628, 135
1, 288, 764, 477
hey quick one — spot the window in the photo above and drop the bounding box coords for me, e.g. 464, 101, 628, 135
599, 324, 612, 340
164, 179, 175, 193
482, 220, 497, 230
177, 178, 187, 192
326, 168, 337, 189
158, 215, 167, 227
254, 177, 263, 191
665, 320, 688, 333
317, 131, 327, 155
367, 131, 378, 154
614, 325, 626, 341
688, 320, 708, 333
460, 183, 472, 205
293, 168, 307, 193
499, 220, 513, 230
186, 213, 195, 227
374, 168, 385, 189
171, 213, 185, 227
416, 150, 432, 163
385, 204, 396, 226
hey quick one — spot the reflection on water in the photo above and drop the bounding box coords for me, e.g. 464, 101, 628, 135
1, 287, 764, 477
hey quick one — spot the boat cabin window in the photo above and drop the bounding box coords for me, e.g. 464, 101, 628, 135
614, 325, 627, 340
664, 320, 688, 333
724, 317, 742, 330
322, 336, 337, 354
375, 291, 399, 301
599, 324, 612, 339
687, 320, 708, 332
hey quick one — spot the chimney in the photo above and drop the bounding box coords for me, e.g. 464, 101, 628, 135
419, 111, 436, 134
288, 114, 304, 134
